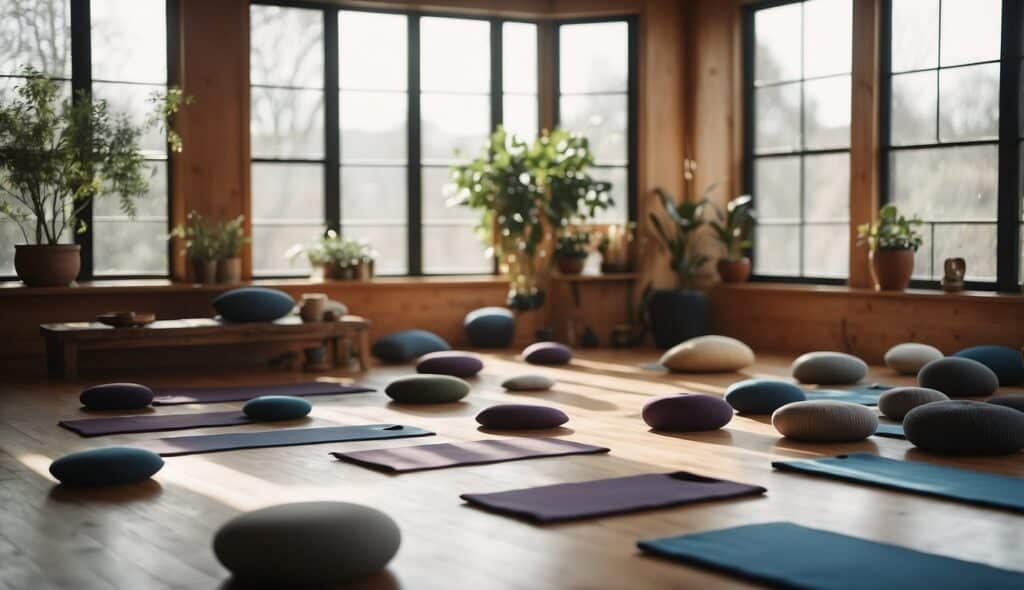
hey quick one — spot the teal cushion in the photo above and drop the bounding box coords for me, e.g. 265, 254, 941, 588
725, 379, 807, 414
385, 375, 470, 404
243, 396, 312, 421
213, 287, 294, 323
80, 382, 154, 410
50, 447, 164, 486
372, 329, 450, 363
954, 345, 1023, 386
464, 307, 516, 348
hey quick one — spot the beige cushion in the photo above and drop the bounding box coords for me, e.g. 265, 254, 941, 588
884, 343, 943, 375
660, 335, 755, 373
772, 400, 878, 442
878, 386, 948, 421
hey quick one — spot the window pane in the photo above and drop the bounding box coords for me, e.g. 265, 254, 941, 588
91, 0, 165, 84
0, 221, 18, 274
504, 22, 537, 94
251, 87, 325, 158
342, 224, 406, 275
94, 161, 167, 218
938, 63, 999, 142
891, 0, 938, 72
503, 94, 538, 142
803, 0, 852, 78
754, 224, 800, 275
253, 224, 320, 275
421, 93, 489, 164
339, 11, 406, 91
939, 0, 1001, 67
803, 75, 851, 150
250, 5, 324, 88
804, 153, 849, 222
754, 83, 801, 154
420, 17, 489, 93
0, 0, 71, 77
341, 166, 406, 221
559, 94, 628, 165
589, 166, 628, 224
891, 71, 937, 145
755, 156, 801, 220
92, 82, 167, 154
340, 91, 407, 164
93, 219, 167, 275
252, 163, 324, 221
559, 22, 628, 93
932, 223, 997, 281
422, 167, 474, 223
422, 224, 491, 274
754, 2, 801, 84
803, 222, 848, 277
890, 145, 998, 221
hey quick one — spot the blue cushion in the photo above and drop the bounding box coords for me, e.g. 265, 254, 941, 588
464, 307, 516, 348
954, 345, 1023, 386
80, 382, 154, 410
50, 447, 164, 486
212, 287, 295, 323
372, 329, 450, 363
724, 379, 807, 414
642, 394, 733, 432
243, 396, 312, 421
522, 341, 573, 365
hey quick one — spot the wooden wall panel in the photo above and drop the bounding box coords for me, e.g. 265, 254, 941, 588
848, 0, 881, 288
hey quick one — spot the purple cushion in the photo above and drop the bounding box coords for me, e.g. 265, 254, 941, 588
476, 404, 569, 429
522, 342, 573, 365
80, 383, 154, 410
416, 351, 483, 377
642, 394, 734, 432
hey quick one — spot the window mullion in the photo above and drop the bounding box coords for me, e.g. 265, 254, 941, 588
996, 0, 1022, 291
325, 8, 340, 234
70, 0, 93, 280
407, 15, 422, 276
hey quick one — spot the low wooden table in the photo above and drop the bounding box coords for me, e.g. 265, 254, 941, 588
40, 315, 371, 379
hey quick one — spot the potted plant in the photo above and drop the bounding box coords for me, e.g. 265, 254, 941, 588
171, 211, 220, 283
215, 214, 247, 283
597, 222, 635, 273
554, 231, 590, 275
857, 203, 923, 291
0, 68, 189, 286
710, 194, 755, 283
290, 230, 376, 281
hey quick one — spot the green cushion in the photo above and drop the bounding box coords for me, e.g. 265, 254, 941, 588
243, 396, 312, 421
50, 447, 164, 486
385, 375, 470, 404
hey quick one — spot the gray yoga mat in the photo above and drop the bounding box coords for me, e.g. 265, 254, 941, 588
773, 453, 1024, 513
148, 424, 433, 457
461, 472, 765, 523
873, 423, 906, 438
639, 522, 1024, 589
152, 381, 373, 405
332, 437, 608, 473
804, 383, 892, 406
59, 410, 254, 437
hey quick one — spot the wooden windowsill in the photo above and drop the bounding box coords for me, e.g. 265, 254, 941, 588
550, 272, 638, 282
713, 281, 1024, 304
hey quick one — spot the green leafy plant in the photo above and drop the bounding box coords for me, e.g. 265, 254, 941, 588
289, 229, 376, 270
554, 231, 590, 259
857, 203, 923, 251
171, 211, 248, 261
649, 183, 716, 288
215, 214, 248, 259
710, 194, 756, 261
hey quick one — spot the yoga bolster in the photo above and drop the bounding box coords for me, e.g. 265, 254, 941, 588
212, 287, 294, 323
79, 383, 154, 410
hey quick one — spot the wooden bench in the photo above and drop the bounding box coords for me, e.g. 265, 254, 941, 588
40, 315, 371, 379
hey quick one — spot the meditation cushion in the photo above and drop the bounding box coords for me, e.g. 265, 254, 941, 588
724, 379, 806, 414
883, 343, 943, 375
213, 501, 400, 586
917, 357, 999, 398
903, 400, 1024, 455
791, 352, 868, 385
385, 375, 470, 404
641, 394, 733, 432
242, 396, 312, 421
49, 447, 164, 486
771, 400, 878, 442
988, 394, 1024, 413
415, 351, 483, 377
659, 335, 755, 373
475, 404, 569, 429
79, 382, 154, 410
877, 386, 949, 421
464, 307, 516, 348
212, 287, 295, 323
953, 345, 1024, 386
502, 374, 555, 391
372, 329, 450, 363
522, 341, 573, 365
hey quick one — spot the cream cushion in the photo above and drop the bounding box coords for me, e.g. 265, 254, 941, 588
660, 335, 755, 373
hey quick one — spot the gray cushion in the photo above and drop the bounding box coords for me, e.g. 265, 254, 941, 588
415, 351, 483, 377
464, 307, 516, 348
522, 341, 573, 365
641, 394, 733, 432
988, 394, 1024, 413
242, 396, 312, 421
79, 382, 154, 410
877, 387, 949, 421
659, 335, 755, 373
213, 501, 400, 586
476, 404, 569, 429
49, 447, 164, 486
372, 329, 450, 363
772, 400, 878, 442
724, 379, 806, 414
884, 343, 943, 375
385, 375, 470, 404
903, 400, 1024, 455
212, 287, 295, 323
791, 352, 868, 385
502, 374, 555, 391
954, 345, 1024, 386
917, 357, 999, 398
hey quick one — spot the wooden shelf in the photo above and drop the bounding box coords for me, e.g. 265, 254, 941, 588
713, 281, 1024, 304
550, 272, 639, 283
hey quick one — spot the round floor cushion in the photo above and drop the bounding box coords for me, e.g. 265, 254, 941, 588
724, 379, 806, 414
464, 307, 516, 348
372, 329, 451, 363
212, 287, 295, 323
522, 342, 573, 365
213, 501, 400, 586
903, 400, 1024, 455
79, 383, 154, 410
384, 375, 470, 404
954, 345, 1024, 386
476, 404, 569, 429
501, 374, 555, 391
771, 400, 878, 442
791, 352, 868, 385
884, 343, 943, 375
988, 394, 1024, 413
642, 394, 733, 432
877, 386, 949, 421
50, 447, 164, 486
917, 357, 999, 398
659, 335, 755, 373
243, 396, 312, 421
415, 351, 484, 377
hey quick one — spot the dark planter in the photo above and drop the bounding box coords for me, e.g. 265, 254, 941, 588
14, 244, 81, 287
648, 289, 707, 349
870, 248, 914, 291
556, 256, 586, 275
217, 257, 242, 283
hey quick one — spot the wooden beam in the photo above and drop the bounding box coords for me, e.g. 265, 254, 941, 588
848, 0, 881, 288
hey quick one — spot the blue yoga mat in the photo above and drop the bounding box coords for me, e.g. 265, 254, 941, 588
804, 383, 891, 406
773, 453, 1024, 513
873, 423, 905, 438
638, 522, 1024, 589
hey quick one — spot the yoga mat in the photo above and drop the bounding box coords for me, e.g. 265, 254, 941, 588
873, 423, 906, 439
59, 410, 254, 437
773, 453, 1024, 513
152, 381, 374, 405
332, 437, 608, 473
461, 472, 765, 523
638, 522, 1024, 590
148, 424, 433, 457
804, 383, 892, 406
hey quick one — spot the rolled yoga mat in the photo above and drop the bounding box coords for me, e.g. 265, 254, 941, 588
773, 453, 1024, 513
460, 472, 765, 523
804, 383, 892, 406
873, 423, 906, 439
638, 522, 1024, 590
60, 410, 255, 437
332, 437, 608, 473
147, 424, 433, 457
152, 382, 374, 405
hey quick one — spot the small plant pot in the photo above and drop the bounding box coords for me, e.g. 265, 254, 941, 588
556, 256, 586, 275
217, 257, 242, 283
14, 244, 81, 287
299, 293, 327, 323
870, 248, 915, 291
717, 257, 752, 283
192, 259, 218, 284
356, 259, 375, 281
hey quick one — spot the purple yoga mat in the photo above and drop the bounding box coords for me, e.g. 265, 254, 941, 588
152, 381, 374, 405
59, 410, 256, 437
461, 472, 766, 523
148, 424, 434, 457
331, 437, 609, 473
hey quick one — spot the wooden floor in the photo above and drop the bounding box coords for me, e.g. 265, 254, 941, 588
2, 349, 1023, 590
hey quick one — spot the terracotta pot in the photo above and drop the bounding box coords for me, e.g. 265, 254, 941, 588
192, 259, 217, 284
300, 293, 327, 323
556, 256, 586, 275
14, 244, 81, 287
870, 248, 915, 291
217, 257, 242, 283
717, 257, 752, 283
